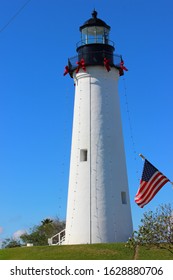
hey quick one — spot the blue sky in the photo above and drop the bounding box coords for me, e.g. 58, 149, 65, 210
0, 0, 173, 245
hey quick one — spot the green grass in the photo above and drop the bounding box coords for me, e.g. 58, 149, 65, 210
0, 243, 173, 260
0, 243, 133, 260
138, 245, 173, 260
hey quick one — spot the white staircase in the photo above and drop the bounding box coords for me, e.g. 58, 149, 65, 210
48, 229, 66, 245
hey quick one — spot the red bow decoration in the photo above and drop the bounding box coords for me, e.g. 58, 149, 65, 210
104, 57, 111, 72
119, 60, 128, 76
63, 65, 69, 76
76, 58, 86, 73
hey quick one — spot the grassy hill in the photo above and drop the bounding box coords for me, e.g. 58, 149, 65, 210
0, 243, 173, 260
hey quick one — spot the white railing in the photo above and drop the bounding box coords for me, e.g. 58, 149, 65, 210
48, 229, 66, 245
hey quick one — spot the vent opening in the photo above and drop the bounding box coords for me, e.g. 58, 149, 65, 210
121, 191, 127, 204
80, 149, 88, 161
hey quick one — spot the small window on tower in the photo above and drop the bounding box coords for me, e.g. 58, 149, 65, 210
80, 149, 88, 162
121, 192, 127, 204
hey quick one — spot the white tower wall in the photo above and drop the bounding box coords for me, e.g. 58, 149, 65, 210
65, 66, 133, 244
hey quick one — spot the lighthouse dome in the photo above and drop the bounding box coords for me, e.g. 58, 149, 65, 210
79, 10, 110, 31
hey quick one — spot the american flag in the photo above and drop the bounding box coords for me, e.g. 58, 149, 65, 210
135, 159, 170, 208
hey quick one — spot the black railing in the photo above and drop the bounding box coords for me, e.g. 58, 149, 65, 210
68, 51, 122, 72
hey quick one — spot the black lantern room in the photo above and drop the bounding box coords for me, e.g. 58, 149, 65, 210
78, 10, 112, 48
66, 11, 124, 77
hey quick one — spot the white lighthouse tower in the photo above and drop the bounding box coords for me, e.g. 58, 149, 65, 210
64, 11, 133, 244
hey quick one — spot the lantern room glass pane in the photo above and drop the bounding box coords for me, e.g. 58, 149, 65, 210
81, 27, 109, 45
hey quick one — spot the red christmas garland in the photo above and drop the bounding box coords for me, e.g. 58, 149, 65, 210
76, 58, 86, 73
104, 57, 111, 72
119, 60, 128, 76
63, 65, 69, 76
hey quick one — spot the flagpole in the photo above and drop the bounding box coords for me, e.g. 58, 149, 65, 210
139, 154, 145, 160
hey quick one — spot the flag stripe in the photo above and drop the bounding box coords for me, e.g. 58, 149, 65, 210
135, 181, 146, 197
135, 175, 167, 204
135, 171, 160, 199
136, 177, 169, 208
135, 172, 165, 202
134, 159, 170, 208
137, 179, 169, 208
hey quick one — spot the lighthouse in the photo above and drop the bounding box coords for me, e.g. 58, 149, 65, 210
64, 11, 133, 244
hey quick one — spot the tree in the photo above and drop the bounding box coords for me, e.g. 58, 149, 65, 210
127, 204, 173, 252
1, 238, 21, 249
20, 218, 65, 246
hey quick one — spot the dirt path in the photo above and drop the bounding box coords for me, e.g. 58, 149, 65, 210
134, 245, 139, 260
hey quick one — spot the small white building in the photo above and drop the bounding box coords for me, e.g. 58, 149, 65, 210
64, 10, 133, 245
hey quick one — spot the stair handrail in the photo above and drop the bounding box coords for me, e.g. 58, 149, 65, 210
48, 228, 66, 245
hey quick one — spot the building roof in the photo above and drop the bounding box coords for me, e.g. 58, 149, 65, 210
79, 10, 110, 31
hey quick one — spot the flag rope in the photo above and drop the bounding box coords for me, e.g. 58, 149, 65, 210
122, 77, 140, 182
